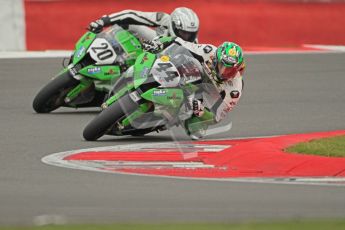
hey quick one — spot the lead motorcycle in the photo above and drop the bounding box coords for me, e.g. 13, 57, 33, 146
82, 44, 224, 141
32, 25, 143, 113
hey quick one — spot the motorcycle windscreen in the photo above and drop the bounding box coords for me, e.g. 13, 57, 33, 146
92, 25, 140, 68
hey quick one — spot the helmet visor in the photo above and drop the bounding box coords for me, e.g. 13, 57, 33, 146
172, 22, 197, 42
177, 30, 197, 42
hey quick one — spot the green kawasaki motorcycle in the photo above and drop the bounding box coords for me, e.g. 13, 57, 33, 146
32, 25, 143, 113
83, 43, 220, 141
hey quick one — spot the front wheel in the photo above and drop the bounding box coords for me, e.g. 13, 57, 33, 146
83, 94, 139, 141
32, 71, 79, 113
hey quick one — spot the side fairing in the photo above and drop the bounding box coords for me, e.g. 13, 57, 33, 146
79, 65, 121, 81
133, 52, 156, 89
141, 88, 184, 108
73, 32, 96, 64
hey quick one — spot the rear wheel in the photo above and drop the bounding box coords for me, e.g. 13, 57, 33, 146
83, 94, 139, 141
32, 71, 79, 113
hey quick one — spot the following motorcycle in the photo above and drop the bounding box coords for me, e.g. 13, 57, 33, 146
32, 25, 143, 113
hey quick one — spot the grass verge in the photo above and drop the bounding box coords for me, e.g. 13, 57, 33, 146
285, 135, 345, 157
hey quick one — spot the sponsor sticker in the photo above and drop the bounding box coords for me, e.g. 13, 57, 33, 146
140, 67, 150, 78
153, 89, 167, 96
76, 46, 85, 58
105, 68, 116, 76
87, 67, 101, 74
82, 34, 92, 43
167, 92, 182, 100
129, 91, 141, 102
230, 90, 240, 98
140, 53, 149, 64
160, 55, 170, 62
203, 45, 213, 54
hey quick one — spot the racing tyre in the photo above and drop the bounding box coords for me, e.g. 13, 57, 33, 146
32, 71, 79, 113
83, 94, 139, 141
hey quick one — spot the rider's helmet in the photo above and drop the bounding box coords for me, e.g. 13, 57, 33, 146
213, 42, 244, 82
169, 7, 199, 42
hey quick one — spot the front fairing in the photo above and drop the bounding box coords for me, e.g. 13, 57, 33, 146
68, 26, 144, 99
160, 44, 204, 81
133, 44, 203, 89
73, 32, 96, 65
72, 25, 142, 67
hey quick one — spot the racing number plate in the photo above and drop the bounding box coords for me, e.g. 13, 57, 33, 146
88, 38, 117, 65
151, 58, 181, 87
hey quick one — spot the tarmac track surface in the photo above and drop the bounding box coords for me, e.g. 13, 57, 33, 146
0, 53, 345, 225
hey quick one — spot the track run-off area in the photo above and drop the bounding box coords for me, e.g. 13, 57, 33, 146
1, 49, 345, 225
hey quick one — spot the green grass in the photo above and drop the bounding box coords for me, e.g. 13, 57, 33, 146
286, 135, 345, 157
2, 221, 345, 230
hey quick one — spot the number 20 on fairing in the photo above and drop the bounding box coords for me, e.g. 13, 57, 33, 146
88, 38, 117, 65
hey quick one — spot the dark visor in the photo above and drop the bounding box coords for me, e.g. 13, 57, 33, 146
172, 22, 197, 42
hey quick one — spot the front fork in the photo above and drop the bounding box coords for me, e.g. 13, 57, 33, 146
63, 64, 112, 106
64, 77, 93, 103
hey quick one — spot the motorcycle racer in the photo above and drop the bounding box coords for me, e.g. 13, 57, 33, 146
144, 37, 245, 139
88, 7, 200, 43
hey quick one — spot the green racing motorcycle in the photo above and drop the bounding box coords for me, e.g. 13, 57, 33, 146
82, 43, 221, 141
32, 25, 143, 113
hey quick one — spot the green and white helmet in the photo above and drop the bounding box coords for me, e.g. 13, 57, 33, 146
213, 42, 244, 81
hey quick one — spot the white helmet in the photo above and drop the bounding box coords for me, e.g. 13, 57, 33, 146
169, 7, 199, 42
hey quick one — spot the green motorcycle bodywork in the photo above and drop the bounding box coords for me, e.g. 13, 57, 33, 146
79, 65, 121, 81
141, 88, 184, 108
104, 51, 188, 132
120, 103, 151, 127
72, 32, 96, 65
65, 78, 93, 103
133, 52, 156, 89
104, 52, 156, 106
64, 27, 143, 107
115, 30, 142, 66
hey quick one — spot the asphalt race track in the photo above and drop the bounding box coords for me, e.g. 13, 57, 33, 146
1, 52, 345, 225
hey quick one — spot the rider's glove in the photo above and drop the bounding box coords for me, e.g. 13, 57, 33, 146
88, 15, 111, 33
192, 99, 204, 117
142, 39, 164, 53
